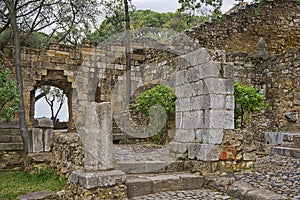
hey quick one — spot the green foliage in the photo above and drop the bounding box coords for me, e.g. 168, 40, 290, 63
0, 29, 11, 50
136, 85, 176, 145
0, 168, 66, 200
234, 82, 269, 128
21, 32, 49, 49
0, 64, 20, 122
136, 85, 176, 117
87, 10, 209, 42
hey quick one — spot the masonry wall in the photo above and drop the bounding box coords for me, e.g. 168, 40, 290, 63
186, 0, 300, 55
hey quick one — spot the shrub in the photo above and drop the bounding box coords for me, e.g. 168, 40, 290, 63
136, 85, 176, 144
234, 82, 269, 128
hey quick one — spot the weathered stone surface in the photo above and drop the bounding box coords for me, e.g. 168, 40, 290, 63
284, 112, 298, 122
264, 132, 283, 145
34, 117, 54, 128
29, 128, 43, 153
69, 170, 126, 189
84, 102, 113, 171
188, 144, 220, 161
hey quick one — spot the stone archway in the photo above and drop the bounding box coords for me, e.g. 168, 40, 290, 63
30, 70, 73, 130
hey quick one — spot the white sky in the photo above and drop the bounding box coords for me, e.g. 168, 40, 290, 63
35, 0, 253, 121
132, 0, 253, 13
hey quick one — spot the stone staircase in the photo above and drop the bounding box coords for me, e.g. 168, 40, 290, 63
126, 172, 205, 198
0, 124, 23, 151
264, 132, 300, 158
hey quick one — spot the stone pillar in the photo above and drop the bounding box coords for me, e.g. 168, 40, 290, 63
68, 102, 127, 199
168, 49, 234, 161
28, 117, 54, 153
83, 102, 113, 170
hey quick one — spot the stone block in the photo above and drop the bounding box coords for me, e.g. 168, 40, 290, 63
174, 129, 195, 143
187, 67, 200, 82
200, 129, 223, 144
226, 95, 235, 110
264, 132, 283, 145
209, 94, 225, 109
182, 111, 202, 129
223, 63, 234, 79
188, 144, 220, 161
70, 170, 126, 189
166, 142, 189, 154
34, 117, 53, 128
181, 48, 211, 67
199, 62, 221, 79
126, 178, 153, 198
44, 129, 53, 152
191, 96, 205, 110
144, 161, 170, 173
203, 78, 227, 95
178, 174, 205, 190
176, 98, 190, 112
115, 161, 145, 174
175, 70, 186, 86
84, 102, 113, 171
147, 175, 181, 193
176, 112, 182, 129
29, 128, 43, 153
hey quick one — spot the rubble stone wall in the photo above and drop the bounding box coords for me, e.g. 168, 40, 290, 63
186, 0, 300, 55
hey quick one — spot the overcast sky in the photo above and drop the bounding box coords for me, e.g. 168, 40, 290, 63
132, 0, 252, 13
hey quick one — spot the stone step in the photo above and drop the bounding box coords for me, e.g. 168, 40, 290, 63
273, 146, 300, 158
0, 128, 20, 136
0, 143, 23, 151
0, 135, 22, 143
114, 160, 188, 174
126, 172, 205, 198
264, 132, 300, 145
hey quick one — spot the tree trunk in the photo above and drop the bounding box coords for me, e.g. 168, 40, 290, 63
124, 0, 131, 107
4, 0, 29, 166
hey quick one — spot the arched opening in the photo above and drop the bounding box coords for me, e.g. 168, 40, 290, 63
34, 85, 69, 130
29, 70, 73, 131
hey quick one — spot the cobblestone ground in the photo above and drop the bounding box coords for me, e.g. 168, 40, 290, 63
114, 144, 300, 200
133, 189, 233, 200
233, 155, 300, 200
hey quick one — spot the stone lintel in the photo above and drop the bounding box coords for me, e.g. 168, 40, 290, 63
69, 170, 126, 189
34, 117, 54, 128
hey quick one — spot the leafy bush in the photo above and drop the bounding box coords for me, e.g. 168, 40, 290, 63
234, 82, 269, 128
136, 85, 176, 144
136, 85, 176, 117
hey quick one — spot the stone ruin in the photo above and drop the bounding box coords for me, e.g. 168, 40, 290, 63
0, 0, 299, 198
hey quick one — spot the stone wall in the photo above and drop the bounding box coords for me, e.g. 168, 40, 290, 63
226, 48, 300, 132
186, 0, 300, 55
51, 132, 84, 178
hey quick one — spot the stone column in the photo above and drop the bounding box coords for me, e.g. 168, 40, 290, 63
68, 102, 127, 199
83, 102, 113, 170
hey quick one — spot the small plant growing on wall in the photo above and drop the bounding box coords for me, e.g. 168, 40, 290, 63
136, 85, 176, 144
234, 81, 269, 128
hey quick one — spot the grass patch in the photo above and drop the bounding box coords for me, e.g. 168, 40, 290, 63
0, 168, 67, 200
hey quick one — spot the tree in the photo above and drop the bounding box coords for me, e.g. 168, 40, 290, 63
0, 64, 20, 122
36, 86, 66, 124
1, 0, 102, 166
234, 82, 269, 128
177, 0, 223, 21
87, 10, 209, 43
